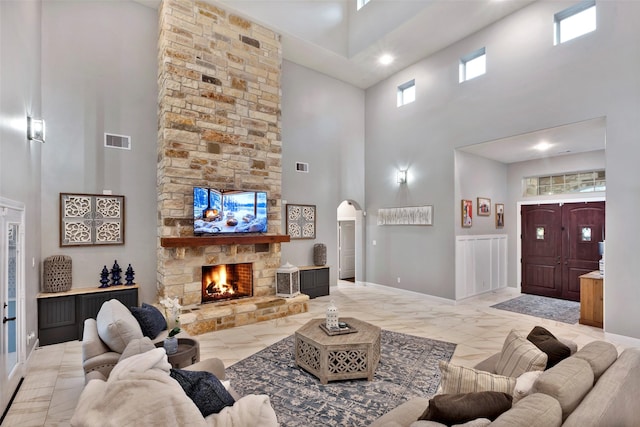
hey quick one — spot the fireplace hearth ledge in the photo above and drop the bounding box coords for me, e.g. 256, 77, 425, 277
178, 294, 310, 335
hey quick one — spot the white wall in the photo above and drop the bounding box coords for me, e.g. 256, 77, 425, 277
455, 150, 508, 235
281, 60, 365, 283
364, 0, 640, 340
0, 0, 43, 361
40, 1, 159, 303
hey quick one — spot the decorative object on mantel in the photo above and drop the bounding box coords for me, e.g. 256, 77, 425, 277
42, 255, 72, 293
286, 204, 316, 239
461, 199, 473, 228
110, 260, 122, 286
313, 243, 326, 266
276, 262, 300, 298
477, 197, 491, 216
99, 265, 110, 288
325, 300, 339, 330
125, 264, 135, 285
163, 326, 181, 355
377, 205, 433, 226
59, 193, 125, 246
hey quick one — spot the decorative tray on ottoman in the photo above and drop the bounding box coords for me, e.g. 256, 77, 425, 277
319, 322, 358, 336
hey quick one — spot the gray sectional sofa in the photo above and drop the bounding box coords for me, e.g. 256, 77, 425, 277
371, 340, 640, 427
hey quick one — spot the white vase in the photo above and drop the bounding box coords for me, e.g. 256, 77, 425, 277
164, 336, 178, 355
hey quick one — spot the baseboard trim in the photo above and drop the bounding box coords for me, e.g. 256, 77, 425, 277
354, 281, 456, 305
604, 332, 640, 348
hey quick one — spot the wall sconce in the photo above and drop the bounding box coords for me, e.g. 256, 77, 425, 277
27, 116, 45, 142
397, 169, 407, 184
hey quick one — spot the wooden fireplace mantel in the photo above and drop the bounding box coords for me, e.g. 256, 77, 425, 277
160, 234, 291, 248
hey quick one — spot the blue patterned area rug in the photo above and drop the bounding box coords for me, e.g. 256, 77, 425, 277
225, 330, 456, 427
491, 294, 580, 324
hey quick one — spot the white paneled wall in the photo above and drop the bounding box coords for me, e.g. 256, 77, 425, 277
455, 235, 507, 300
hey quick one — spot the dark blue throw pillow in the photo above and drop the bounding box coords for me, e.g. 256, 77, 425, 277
170, 369, 235, 417
130, 303, 167, 339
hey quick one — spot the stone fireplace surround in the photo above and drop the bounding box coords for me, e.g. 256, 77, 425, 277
156, 0, 309, 335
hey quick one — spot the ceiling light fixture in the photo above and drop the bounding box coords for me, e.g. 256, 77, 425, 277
534, 141, 552, 151
379, 54, 394, 65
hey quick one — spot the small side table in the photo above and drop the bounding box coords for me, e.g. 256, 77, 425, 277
156, 338, 200, 368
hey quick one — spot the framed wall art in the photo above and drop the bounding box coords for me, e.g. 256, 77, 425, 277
495, 203, 505, 228
286, 204, 316, 239
477, 197, 491, 216
60, 193, 125, 246
377, 205, 433, 226
461, 199, 473, 228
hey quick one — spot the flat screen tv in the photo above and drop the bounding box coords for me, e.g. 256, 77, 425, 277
193, 187, 268, 235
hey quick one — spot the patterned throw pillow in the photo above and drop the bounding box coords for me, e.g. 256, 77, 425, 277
130, 303, 167, 339
495, 330, 547, 377
439, 361, 517, 395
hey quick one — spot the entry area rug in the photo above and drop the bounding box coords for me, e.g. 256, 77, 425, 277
225, 330, 456, 427
491, 294, 580, 324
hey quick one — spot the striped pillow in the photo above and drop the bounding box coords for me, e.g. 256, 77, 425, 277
439, 361, 517, 394
495, 330, 547, 377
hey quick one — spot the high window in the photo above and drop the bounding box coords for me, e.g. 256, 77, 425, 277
459, 48, 486, 83
397, 79, 415, 107
357, 0, 370, 11
554, 0, 596, 45
523, 170, 605, 196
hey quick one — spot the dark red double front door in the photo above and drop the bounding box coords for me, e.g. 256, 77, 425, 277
521, 201, 604, 301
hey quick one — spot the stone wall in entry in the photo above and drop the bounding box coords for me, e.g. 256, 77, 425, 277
157, 0, 284, 306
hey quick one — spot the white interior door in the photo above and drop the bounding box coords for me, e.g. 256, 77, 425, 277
339, 221, 355, 279
1, 202, 25, 416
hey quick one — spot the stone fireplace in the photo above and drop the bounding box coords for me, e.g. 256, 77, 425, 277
156, 0, 308, 335
202, 262, 253, 303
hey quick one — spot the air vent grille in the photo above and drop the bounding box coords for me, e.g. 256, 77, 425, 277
296, 162, 309, 173
104, 133, 131, 150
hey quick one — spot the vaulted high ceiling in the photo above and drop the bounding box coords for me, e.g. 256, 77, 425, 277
138, 0, 536, 89
137, 0, 605, 162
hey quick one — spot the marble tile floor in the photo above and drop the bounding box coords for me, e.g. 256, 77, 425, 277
2, 281, 624, 426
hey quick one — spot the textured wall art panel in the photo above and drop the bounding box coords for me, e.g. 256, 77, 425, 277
286, 204, 316, 239
377, 205, 433, 226
60, 193, 125, 246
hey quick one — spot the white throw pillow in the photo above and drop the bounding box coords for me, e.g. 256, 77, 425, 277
96, 299, 144, 353
513, 370, 543, 404
495, 330, 547, 377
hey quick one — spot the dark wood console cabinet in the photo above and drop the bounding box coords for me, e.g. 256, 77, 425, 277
299, 266, 330, 299
38, 285, 139, 346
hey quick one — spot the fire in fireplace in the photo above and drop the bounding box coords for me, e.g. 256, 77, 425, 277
201, 263, 253, 303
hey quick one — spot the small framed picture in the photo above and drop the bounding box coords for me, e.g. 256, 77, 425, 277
477, 197, 491, 216
461, 199, 473, 228
495, 203, 504, 228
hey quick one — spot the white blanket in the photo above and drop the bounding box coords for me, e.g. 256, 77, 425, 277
71, 348, 278, 427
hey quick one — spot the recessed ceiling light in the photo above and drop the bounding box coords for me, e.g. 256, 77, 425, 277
534, 141, 552, 151
379, 54, 394, 65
